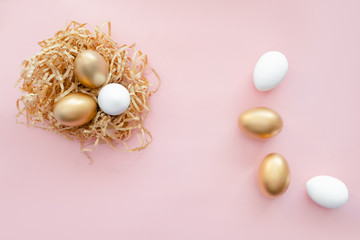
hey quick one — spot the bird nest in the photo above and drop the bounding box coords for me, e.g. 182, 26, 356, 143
16, 21, 160, 156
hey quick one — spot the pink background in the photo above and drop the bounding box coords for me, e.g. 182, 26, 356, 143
0, 0, 359, 239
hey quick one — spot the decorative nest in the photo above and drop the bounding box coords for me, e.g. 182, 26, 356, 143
16, 21, 160, 156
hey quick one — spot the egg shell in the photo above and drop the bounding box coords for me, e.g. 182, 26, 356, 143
258, 153, 290, 198
53, 93, 97, 127
253, 51, 288, 91
306, 175, 349, 209
238, 107, 283, 139
98, 83, 131, 116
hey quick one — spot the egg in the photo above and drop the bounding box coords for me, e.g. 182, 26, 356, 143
306, 175, 349, 209
253, 51, 288, 91
74, 50, 109, 88
258, 153, 290, 198
53, 93, 97, 127
98, 83, 131, 116
238, 107, 283, 138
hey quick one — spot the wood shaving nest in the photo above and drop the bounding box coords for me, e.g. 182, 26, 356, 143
16, 21, 160, 154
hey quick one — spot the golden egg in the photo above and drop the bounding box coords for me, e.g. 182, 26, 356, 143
74, 50, 109, 88
238, 107, 283, 139
53, 93, 97, 127
258, 153, 290, 198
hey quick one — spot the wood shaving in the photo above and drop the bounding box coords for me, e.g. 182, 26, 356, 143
16, 21, 160, 155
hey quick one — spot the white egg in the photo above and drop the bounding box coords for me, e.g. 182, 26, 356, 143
306, 175, 349, 209
98, 83, 131, 116
253, 51, 288, 91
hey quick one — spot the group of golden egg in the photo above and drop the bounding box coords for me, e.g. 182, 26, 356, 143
53, 50, 131, 127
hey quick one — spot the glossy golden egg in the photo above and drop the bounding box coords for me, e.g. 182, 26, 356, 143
258, 153, 290, 198
53, 93, 97, 127
238, 107, 283, 139
74, 50, 109, 88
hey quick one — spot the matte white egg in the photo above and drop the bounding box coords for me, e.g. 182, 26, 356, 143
306, 175, 349, 209
98, 83, 131, 116
253, 51, 288, 91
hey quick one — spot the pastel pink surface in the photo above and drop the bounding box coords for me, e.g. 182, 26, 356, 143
0, 0, 359, 239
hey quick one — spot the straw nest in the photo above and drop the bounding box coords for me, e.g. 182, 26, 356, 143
16, 21, 160, 155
